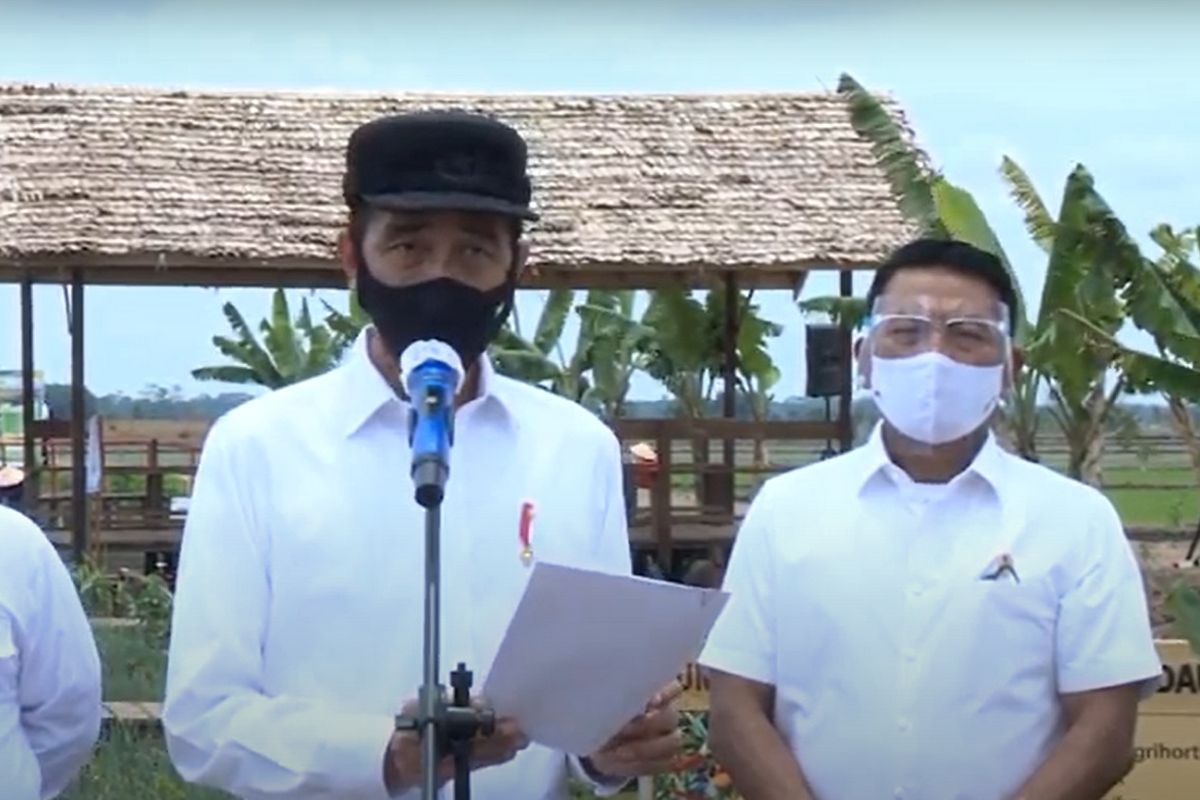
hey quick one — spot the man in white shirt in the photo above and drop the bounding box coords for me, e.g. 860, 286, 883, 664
700, 238, 1163, 800
164, 110, 681, 799
0, 505, 102, 800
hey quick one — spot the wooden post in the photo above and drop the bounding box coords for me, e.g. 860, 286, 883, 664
146, 439, 163, 524
703, 272, 737, 517
838, 269, 854, 452
69, 271, 88, 563
19, 272, 37, 509
722, 273, 738, 467
652, 422, 673, 574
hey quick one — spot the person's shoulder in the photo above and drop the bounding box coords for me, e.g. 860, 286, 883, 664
759, 446, 867, 499
494, 375, 617, 447
208, 369, 344, 445
0, 504, 54, 566
1001, 450, 1116, 518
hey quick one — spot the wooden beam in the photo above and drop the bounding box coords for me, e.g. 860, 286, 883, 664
69, 270, 88, 562
0, 256, 881, 291
19, 271, 37, 508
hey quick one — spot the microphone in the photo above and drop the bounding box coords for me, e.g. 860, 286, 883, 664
399, 340, 465, 508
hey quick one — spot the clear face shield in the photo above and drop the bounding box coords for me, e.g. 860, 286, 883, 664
863, 295, 1011, 450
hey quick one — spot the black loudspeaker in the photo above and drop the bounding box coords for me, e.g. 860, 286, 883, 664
805, 324, 846, 398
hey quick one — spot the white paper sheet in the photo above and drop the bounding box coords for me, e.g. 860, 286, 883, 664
481, 561, 729, 756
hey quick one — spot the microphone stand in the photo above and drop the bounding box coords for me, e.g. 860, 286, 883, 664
395, 381, 494, 800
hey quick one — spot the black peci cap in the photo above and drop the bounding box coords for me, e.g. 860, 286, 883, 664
342, 110, 538, 221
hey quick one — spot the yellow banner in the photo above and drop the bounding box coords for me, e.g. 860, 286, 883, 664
1104, 640, 1200, 800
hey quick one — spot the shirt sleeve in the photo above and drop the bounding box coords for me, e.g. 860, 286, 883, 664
565, 427, 634, 796
17, 523, 102, 800
697, 478, 778, 686
163, 417, 395, 800
1055, 494, 1163, 698
590, 427, 635, 578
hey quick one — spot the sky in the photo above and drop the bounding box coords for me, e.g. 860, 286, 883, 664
1, 0, 1198, 400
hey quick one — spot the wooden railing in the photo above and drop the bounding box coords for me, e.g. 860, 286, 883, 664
612, 418, 845, 574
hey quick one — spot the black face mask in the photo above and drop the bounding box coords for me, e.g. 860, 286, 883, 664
355, 263, 514, 366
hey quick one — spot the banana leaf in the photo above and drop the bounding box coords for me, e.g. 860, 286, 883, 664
837, 73, 940, 232
931, 178, 1028, 335
999, 156, 1055, 255
533, 289, 575, 356
262, 289, 303, 379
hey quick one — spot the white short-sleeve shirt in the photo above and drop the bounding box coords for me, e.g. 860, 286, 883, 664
700, 425, 1162, 800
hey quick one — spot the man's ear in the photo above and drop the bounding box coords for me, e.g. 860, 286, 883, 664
1005, 345, 1025, 393
337, 227, 357, 286
514, 237, 531, 276
854, 337, 870, 389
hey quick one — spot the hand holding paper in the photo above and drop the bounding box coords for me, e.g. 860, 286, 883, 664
582, 680, 685, 780
481, 562, 729, 756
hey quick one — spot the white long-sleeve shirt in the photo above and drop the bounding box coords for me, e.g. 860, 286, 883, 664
0, 505, 102, 800
164, 330, 632, 800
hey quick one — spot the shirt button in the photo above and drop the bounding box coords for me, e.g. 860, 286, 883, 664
903, 648, 917, 662
894, 788, 905, 799
898, 718, 911, 731
908, 586, 922, 598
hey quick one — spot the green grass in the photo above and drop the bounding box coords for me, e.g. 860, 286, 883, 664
95, 625, 166, 703
62, 728, 230, 800
1103, 467, 1200, 529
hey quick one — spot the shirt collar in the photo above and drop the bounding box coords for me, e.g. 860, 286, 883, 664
854, 421, 1009, 497
339, 327, 516, 439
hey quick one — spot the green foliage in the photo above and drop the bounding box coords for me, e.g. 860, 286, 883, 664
836, 73, 940, 232
62, 727, 231, 800
796, 296, 868, 330
192, 289, 342, 389
490, 288, 656, 417
638, 287, 782, 420
1167, 584, 1200, 656
322, 289, 370, 346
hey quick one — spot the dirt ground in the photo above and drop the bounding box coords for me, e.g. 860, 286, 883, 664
1135, 538, 1200, 637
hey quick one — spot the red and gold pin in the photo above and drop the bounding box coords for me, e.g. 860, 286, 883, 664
518, 501, 535, 566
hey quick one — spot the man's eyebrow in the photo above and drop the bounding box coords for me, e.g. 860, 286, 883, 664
457, 220, 506, 244
379, 218, 428, 238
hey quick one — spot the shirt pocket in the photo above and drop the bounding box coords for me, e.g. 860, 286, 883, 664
940, 575, 1059, 707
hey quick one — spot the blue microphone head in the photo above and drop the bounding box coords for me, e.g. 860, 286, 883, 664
399, 340, 465, 399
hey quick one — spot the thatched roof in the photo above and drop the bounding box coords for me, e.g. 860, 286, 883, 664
0, 83, 920, 288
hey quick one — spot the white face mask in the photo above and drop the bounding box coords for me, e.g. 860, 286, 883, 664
868, 351, 1004, 444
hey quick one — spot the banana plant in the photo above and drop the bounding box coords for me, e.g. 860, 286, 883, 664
490, 288, 587, 399
193, 289, 341, 389
575, 291, 658, 420
322, 289, 371, 361
637, 286, 782, 495
490, 288, 657, 419
733, 292, 784, 468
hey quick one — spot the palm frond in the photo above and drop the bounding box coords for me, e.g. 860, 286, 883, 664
837, 73, 941, 233
999, 156, 1055, 254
